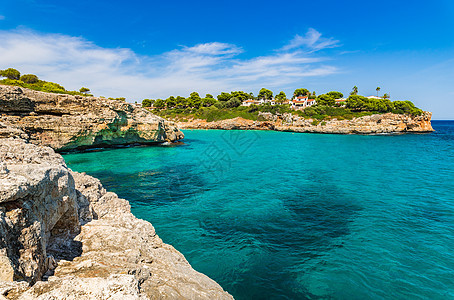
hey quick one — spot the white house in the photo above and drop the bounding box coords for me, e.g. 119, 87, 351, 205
241, 99, 259, 106
306, 99, 316, 107
290, 96, 316, 110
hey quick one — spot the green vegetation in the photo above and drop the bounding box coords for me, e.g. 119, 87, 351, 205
149, 88, 424, 122
0, 68, 91, 96
20, 74, 39, 84
79, 87, 90, 94
257, 88, 273, 100
293, 88, 310, 97
155, 104, 294, 122
345, 95, 422, 115
0, 68, 20, 80
0, 69, 424, 119
326, 91, 343, 99
275, 91, 287, 103
316, 94, 336, 106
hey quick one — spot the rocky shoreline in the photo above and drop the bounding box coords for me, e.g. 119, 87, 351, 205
177, 111, 434, 134
0, 85, 184, 151
0, 86, 232, 299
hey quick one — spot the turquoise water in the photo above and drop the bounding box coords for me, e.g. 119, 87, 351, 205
63, 121, 454, 299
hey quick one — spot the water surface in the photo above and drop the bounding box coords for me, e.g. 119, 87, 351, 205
64, 121, 454, 299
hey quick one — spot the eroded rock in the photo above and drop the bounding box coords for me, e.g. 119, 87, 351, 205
0, 86, 184, 151
0, 138, 233, 299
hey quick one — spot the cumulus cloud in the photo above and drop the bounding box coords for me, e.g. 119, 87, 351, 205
0, 29, 340, 100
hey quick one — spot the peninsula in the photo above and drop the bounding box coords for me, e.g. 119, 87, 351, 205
144, 88, 433, 134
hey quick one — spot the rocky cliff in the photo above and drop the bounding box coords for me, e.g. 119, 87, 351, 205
0, 85, 184, 151
0, 86, 232, 299
0, 137, 232, 299
177, 111, 434, 134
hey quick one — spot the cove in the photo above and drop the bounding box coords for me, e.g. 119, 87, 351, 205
63, 122, 454, 299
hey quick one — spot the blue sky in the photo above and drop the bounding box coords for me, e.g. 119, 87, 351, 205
1, 0, 453, 118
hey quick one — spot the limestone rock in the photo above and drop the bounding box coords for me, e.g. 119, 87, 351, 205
0, 85, 184, 151
0, 138, 79, 284
177, 111, 434, 133
0, 138, 233, 299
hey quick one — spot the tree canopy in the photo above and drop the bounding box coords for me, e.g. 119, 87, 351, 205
316, 94, 336, 106
217, 92, 232, 102
188, 92, 202, 109
0, 68, 20, 80
225, 97, 241, 108
20, 74, 39, 84
79, 87, 90, 94
275, 91, 287, 103
142, 99, 154, 107
230, 91, 250, 101
258, 88, 273, 100
326, 91, 343, 99
293, 88, 309, 97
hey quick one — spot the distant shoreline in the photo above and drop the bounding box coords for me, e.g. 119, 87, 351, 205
176, 112, 434, 135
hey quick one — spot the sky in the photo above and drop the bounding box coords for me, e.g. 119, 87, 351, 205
0, 0, 453, 119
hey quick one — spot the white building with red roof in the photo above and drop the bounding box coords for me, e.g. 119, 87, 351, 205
290, 96, 316, 110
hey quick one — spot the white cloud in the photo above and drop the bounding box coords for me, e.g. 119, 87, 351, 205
0, 29, 340, 100
281, 28, 340, 52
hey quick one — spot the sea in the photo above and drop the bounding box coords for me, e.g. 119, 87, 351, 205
63, 120, 454, 300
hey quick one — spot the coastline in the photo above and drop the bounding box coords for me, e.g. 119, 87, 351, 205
0, 86, 233, 299
0, 85, 435, 298
176, 112, 434, 134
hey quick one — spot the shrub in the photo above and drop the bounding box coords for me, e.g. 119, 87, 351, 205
79, 87, 90, 94
142, 99, 154, 107
225, 97, 241, 108
20, 74, 39, 84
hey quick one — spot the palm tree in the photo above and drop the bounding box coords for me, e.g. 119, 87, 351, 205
376, 87, 381, 97
350, 86, 358, 95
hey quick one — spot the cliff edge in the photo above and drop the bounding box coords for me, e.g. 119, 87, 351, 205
0, 86, 232, 299
0, 136, 232, 299
0, 85, 184, 151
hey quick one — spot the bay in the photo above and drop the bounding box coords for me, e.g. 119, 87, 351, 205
63, 121, 454, 299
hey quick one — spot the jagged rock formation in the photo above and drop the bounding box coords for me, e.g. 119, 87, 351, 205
177, 111, 434, 133
0, 138, 233, 299
0, 85, 184, 151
